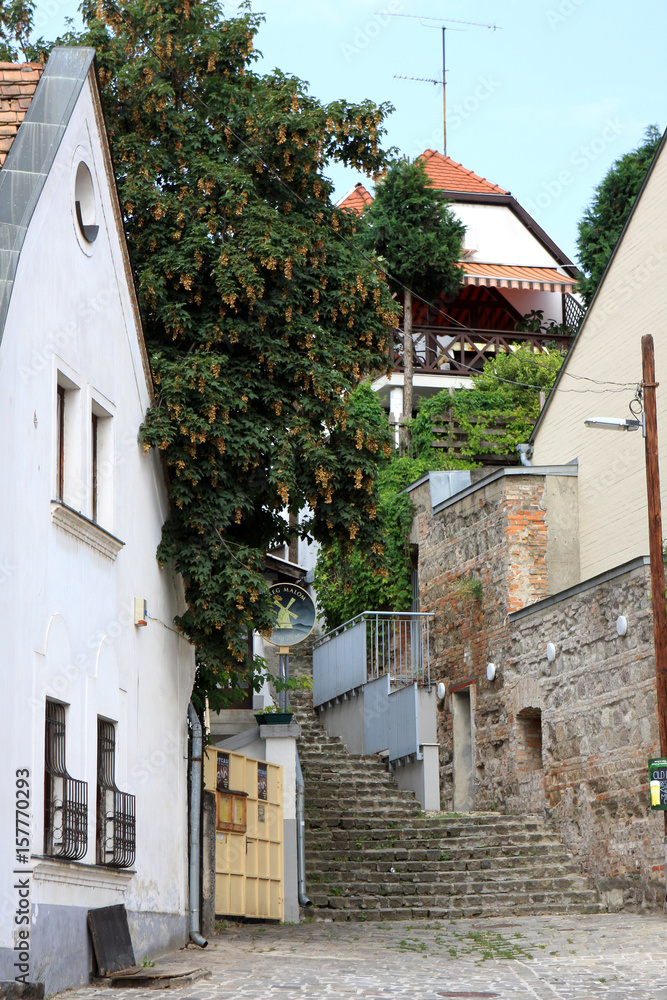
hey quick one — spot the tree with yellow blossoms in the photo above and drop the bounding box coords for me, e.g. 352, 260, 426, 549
34, 0, 399, 707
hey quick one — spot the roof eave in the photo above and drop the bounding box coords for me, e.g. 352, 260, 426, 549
438, 189, 579, 277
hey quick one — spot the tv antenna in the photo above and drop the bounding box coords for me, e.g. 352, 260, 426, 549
376, 13, 501, 156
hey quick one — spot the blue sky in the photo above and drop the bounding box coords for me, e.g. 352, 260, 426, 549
35, 0, 667, 264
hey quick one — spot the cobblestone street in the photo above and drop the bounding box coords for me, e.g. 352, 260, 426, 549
58, 913, 667, 1000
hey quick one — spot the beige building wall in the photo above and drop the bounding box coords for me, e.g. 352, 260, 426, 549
532, 136, 667, 580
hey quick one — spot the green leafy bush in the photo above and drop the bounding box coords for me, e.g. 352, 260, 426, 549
315, 347, 564, 629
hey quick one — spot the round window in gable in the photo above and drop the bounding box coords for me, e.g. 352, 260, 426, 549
74, 161, 99, 243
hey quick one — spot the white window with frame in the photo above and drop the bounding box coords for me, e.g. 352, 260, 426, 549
90, 397, 114, 528
55, 371, 81, 508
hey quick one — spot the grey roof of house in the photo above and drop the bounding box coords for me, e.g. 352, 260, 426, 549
0, 47, 95, 342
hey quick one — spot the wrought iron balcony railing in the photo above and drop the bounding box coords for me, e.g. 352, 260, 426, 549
44, 774, 88, 861
97, 719, 136, 869
44, 699, 88, 861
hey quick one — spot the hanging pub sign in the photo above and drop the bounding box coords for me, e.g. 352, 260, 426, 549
267, 583, 316, 647
648, 758, 667, 810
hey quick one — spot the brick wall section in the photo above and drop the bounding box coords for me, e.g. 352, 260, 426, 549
414, 473, 551, 814
0, 62, 43, 167
507, 562, 663, 910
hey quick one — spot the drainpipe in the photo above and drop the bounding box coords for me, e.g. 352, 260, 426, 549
517, 443, 533, 467
295, 752, 312, 909
187, 702, 208, 948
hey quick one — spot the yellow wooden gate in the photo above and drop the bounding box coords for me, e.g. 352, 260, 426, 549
203, 748, 284, 920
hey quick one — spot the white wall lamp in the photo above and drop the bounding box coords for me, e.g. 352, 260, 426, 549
134, 598, 148, 627
486, 662, 497, 681
584, 416, 644, 433
436, 682, 446, 700
546, 642, 556, 662
616, 615, 628, 637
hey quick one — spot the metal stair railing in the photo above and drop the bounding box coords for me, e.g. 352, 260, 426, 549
312, 611, 433, 708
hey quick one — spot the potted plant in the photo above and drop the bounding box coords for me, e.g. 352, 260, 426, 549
254, 705, 293, 725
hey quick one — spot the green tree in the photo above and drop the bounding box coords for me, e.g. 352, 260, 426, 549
313, 383, 413, 629
412, 345, 564, 459
25, 0, 401, 708
357, 158, 465, 433
576, 125, 662, 305
315, 348, 564, 628
0, 0, 50, 60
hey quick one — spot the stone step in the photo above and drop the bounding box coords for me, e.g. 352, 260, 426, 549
305, 841, 565, 857
306, 848, 574, 868
306, 857, 583, 877
305, 826, 562, 843
306, 843, 567, 860
306, 808, 420, 822
303, 813, 548, 832
299, 756, 391, 770
307, 874, 588, 894
303, 779, 403, 793
306, 800, 419, 813
307, 876, 595, 901
306, 887, 601, 911
307, 898, 602, 921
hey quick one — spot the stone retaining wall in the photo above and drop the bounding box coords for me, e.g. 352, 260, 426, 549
414, 466, 664, 910
506, 560, 663, 910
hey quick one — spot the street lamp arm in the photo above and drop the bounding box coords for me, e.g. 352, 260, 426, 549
583, 417, 643, 431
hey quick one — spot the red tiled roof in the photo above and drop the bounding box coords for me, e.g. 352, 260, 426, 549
336, 181, 373, 215
461, 262, 576, 293
337, 154, 507, 212
0, 61, 43, 167
419, 149, 508, 195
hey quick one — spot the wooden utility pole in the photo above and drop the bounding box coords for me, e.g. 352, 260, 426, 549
641, 335, 667, 844
403, 289, 413, 446
642, 335, 667, 754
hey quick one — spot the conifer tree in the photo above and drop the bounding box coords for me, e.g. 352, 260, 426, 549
357, 158, 465, 436
577, 125, 662, 304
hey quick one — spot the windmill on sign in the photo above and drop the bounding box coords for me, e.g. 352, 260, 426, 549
273, 593, 299, 630
376, 13, 500, 155
267, 583, 317, 713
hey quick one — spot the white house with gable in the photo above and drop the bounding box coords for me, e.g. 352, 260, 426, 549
339, 151, 583, 421
0, 49, 196, 994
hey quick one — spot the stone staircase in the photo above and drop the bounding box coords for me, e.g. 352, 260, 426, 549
295, 705, 602, 920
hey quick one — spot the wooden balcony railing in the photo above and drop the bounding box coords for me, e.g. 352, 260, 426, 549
390, 327, 573, 376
